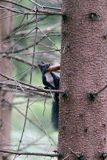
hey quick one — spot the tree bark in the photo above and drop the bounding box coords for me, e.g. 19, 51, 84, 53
59, 0, 107, 159
0, 1, 13, 160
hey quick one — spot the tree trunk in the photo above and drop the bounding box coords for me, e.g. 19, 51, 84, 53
0, 1, 13, 160
59, 0, 107, 159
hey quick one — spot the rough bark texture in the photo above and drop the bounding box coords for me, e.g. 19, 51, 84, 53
59, 0, 107, 160
0, 1, 13, 160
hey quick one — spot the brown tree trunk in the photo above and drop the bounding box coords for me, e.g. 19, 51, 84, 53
59, 0, 107, 159
0, 1, 13, 160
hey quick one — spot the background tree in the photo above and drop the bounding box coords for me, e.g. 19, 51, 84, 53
0, 1, 13, 160
59, 0, 107, 160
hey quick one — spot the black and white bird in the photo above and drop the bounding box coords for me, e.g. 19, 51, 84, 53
38, 62, 60, 130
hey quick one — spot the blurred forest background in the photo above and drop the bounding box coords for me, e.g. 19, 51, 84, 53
5, 0, 62, 160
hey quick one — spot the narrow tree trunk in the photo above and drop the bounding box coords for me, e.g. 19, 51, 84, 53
0, 1, 13, 160
59, 0, 107, 159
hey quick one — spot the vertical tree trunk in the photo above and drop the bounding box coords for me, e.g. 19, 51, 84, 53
59, 0, 107, 159
0, 1, 13, 160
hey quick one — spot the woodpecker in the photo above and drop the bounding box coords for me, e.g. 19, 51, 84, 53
38, 62, 60, 130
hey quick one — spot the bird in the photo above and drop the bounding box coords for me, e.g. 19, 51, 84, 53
38, 62, 60, 130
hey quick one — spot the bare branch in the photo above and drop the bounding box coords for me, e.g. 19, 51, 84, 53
3, 55, 38, 68
0, 72, 64, 93
0, 149, 59, 157
0, 4, 62, 16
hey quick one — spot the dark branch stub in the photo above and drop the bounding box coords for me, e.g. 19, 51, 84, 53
103, 35, 107, 40
58, 153, 64, 159
61, 89, 69, 101
99, 152, 107, 160
69, 148, 86, 160
76, 154, 86, 160
87, 92, 98, 102
87, 84, 107, 102
63, 14, 68, 22
88, 12, 99, 21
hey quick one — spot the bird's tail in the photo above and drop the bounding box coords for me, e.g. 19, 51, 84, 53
51, 93, 59, 130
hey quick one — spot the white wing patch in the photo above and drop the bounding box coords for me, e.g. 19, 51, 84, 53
45, 72, 55, 87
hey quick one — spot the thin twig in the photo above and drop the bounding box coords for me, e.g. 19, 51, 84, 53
3, 0, 34, 11
3, 55, 38, 68
0, 32, 51, 54
13, 106, 54, 145
95, 84, 107, 95
0, 149, 59, 157
0, 4, 62, 16
0, 72, 64, 94
4, 16, 48, 40
30, 0, 61, 11
15, 13, 38, 157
